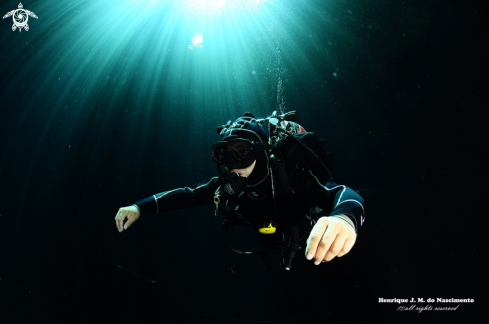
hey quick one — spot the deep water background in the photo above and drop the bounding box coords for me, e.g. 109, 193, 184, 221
0, 0, 487, 323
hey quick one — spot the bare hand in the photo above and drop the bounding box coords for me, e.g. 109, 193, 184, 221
305, 216, 357, 265
115, 206, 140, 232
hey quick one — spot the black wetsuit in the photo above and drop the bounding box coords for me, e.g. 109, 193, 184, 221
132, 161, 365, 247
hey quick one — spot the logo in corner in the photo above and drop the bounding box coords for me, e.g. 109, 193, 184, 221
3, 3, 38, 32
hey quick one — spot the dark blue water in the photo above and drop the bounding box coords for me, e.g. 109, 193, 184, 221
1, 0, 486, 322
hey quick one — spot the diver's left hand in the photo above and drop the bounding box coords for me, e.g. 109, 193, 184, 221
305, 216, 357, 265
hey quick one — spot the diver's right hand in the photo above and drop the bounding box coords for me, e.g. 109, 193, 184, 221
115, 205, 140, 232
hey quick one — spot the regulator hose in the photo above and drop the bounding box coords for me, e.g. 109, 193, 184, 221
276, 127, 333, 180
270, 154, 293, 196
283, 222, 300, 271
270, 153, 300, 271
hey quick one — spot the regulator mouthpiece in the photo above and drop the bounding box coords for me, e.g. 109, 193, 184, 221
220, 172, 247, 202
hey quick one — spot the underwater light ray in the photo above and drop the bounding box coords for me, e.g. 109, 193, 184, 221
185, 0, 226, 15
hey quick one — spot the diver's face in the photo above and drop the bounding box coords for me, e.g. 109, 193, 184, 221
226, 141, 250, 160
225, 141, 256, 177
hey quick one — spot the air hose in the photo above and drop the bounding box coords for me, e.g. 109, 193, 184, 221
270, 153, 300, 271
282, 222, 300, 271
270, 153, 293, 196
276, 127, 333, 180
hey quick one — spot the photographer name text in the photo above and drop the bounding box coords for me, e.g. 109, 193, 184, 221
378, 298, 474, 312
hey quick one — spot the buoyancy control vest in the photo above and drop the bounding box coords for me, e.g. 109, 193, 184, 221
219, 129, 335, 277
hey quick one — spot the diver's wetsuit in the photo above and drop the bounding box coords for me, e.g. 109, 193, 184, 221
132, 163, 365, 247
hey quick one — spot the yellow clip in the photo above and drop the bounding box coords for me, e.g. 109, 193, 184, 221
259, 222, 276, 234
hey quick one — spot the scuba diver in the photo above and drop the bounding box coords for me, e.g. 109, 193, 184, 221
114, 111, 365, 276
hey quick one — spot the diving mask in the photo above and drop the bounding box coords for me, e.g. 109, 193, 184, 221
211, 138, 269, 170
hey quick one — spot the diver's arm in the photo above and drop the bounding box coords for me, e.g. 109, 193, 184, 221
294, 170, 364, 263
321, 180, 365, 233
292, 169, 365, 233
132, 177, 220, 215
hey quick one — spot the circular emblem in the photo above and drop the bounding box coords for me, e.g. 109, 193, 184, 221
13, 9, 28, 28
